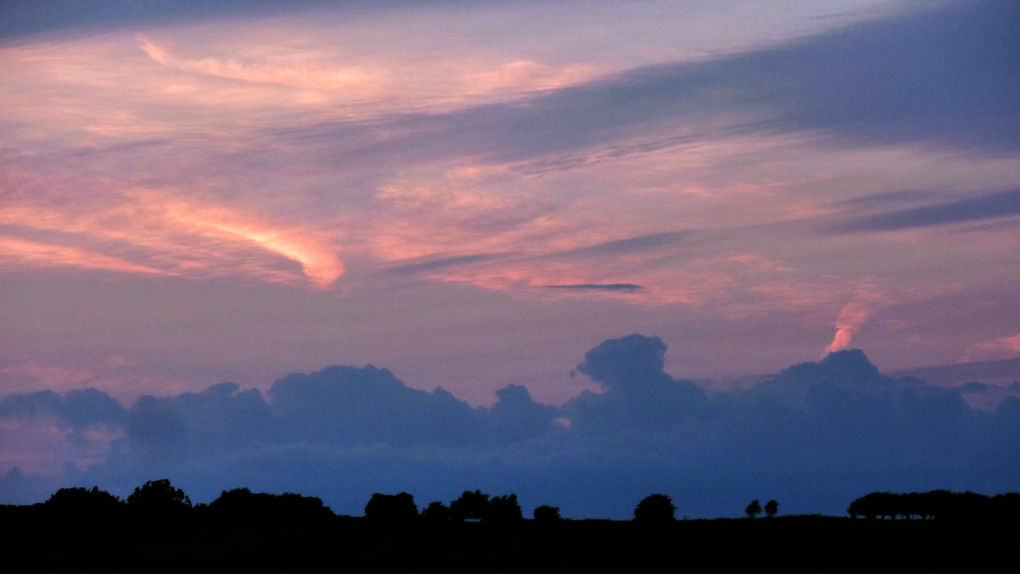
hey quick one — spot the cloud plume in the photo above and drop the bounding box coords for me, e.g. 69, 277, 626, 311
825, 301, 875, 354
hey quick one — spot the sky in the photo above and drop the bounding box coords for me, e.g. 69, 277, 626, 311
1, 0, 1018, 517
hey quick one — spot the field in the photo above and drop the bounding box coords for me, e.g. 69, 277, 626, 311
2, 515, 1013, 568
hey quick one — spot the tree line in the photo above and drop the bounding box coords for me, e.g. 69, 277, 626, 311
847, 490, 1020, 521
4, 479, 1017, 529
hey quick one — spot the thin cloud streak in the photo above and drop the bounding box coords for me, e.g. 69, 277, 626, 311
0, 237, 166, 276
0, 186, 344, 288
833, 188, 1020, 232
543, 284, 643, 292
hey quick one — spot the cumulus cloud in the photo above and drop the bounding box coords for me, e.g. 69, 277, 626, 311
269, 365, 485, 447
2, 335, 1017, 516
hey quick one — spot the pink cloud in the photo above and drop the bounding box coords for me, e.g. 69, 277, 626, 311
0, 237, 166, 276
0, 418, 124, 475
967, 332, 1020, 361
0, 182, 344, 288
823, 286, 889, 355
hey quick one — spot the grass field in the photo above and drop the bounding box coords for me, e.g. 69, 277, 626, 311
2, 515, 1013, 569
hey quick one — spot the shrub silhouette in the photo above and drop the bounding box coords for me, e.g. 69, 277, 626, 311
634, 494, 675, 523
745, 499, 762, 519
533, 504, 561, 522
764, 499, 778, 518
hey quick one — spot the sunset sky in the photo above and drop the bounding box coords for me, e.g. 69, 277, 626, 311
1, 1, 1017, 515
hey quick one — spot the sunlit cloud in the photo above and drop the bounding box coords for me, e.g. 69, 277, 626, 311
0, 362, 95, 391
968, 332, 1020, 361
157, 197, 344, 288
0, 185, 343, 288
824, 286, 888, 355
0, 237, 166, 276
138, 37, 380, 92
0, 418, 124, 475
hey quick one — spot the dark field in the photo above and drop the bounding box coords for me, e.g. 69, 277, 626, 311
2, 515, 1013, 569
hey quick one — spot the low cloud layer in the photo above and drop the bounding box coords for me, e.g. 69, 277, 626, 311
2, 335, 1016, 518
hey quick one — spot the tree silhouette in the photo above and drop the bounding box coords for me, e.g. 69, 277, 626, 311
127, 479, 191, 523
764, 499, 778, 518
745, 499, 762, 519
450, 490, 490, 522
47, 486, 122, 510
634, 494, 675, 524
533, 504, 561, 522
46, 486, 124, 527
365, 492, 418, 526
209, 488, 332, 527
128, 479, 191, 508
421, 501, 450, 524
486, 494, 523, 524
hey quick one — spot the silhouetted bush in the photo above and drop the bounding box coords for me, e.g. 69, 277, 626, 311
745, 499, 762, 519
634, 494, 675, 524
764, 499, 778, 518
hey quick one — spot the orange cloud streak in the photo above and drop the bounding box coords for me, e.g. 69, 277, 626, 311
0, 186, 343, 288
0, 237, 166, 275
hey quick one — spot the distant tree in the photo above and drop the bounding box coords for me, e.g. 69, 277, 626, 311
210, 488, 332, 527
634, 494, 675, 524
533, 504, 561, 522
421, 501, 450, 523
745, 499, 762, 519
46, 486, 124, 525
486, 494, 523, 524
47, 486, 122, 510
764, 499, 778, 518
127, 479, 191, 523
365, 492, 418, 526
450, 490, 490, 522
128, 479, 191, 508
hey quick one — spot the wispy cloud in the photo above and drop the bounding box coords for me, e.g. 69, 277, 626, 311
542, 283, 643, 292
0, 185, 344, 288
968, 332, 1020, 361
0, 237, 166, 275
833, 188, 1020, 232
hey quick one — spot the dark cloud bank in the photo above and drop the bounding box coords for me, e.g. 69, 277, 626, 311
2, 335, 1017, 519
